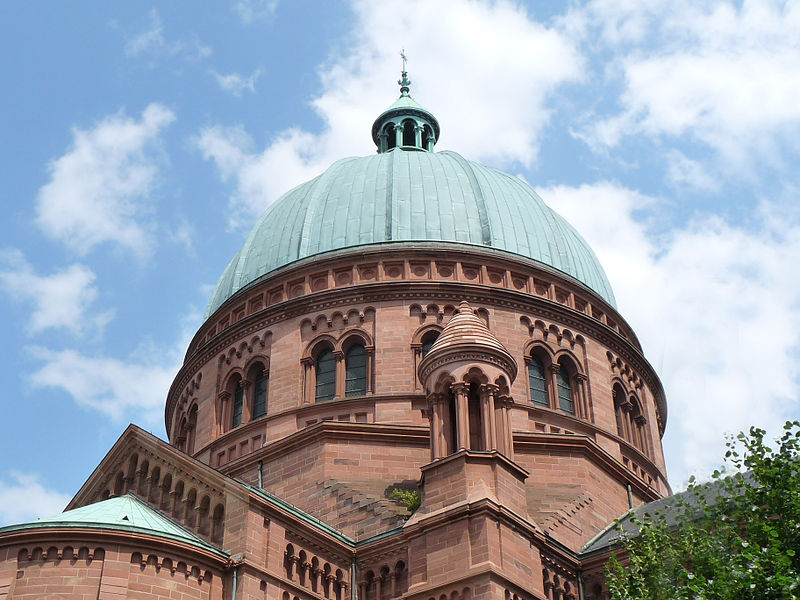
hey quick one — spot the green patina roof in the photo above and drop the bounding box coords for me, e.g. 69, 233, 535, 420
0, 494, 227, 556
206, 149, 616, 320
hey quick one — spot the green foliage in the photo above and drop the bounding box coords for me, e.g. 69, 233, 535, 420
606, 421, 800, 599
389, 488, 421, 513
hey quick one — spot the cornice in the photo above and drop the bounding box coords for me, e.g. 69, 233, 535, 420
166, 277, 666, 436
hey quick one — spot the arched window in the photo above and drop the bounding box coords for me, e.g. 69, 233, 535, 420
421, 330, 439, 358
556, 359, 574, 414
467, 381, 483, 451
253, 369, 268, 419
423, 125, 433, 150
613, 383, 627, 439
232, 384, 244, 427
402, 120, 416, 147
385, 124, 396, 150
528, 355, 548, 407
316, 348, 336, 402
345, 343, 367, 397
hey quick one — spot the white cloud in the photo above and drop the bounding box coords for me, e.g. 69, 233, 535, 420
27, 309, 200, 426
234, 0, 278, 25
197, 0, 583, 225
539, 181, 800, 486
665, 150, 719, 192
125, 9, 212, 61
0, 250, 113, 336
212, 68, 263, 97
35, 103, 175, 258
0, 472, 71, 526
577, 1, 800, 170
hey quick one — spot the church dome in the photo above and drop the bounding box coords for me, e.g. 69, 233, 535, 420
205, 79, 615, 319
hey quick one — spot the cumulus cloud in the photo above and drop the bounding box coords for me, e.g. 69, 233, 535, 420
234, 0, 278, 25
125, 9, 212, 61
0, 472, 71, 526
212, 68, 263, 97
0, 250, 113, 336
539, 181, 800, 485
575, 0, 800, 170
35, 103, 175, 258
197, 0, 583, 225
27, 308, 200, 426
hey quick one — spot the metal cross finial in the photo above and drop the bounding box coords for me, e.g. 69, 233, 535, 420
398, 49, 411, 94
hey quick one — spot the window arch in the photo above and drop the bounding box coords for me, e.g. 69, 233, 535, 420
223, 372, 244, 430
315, 346, 336, 402
402, 119, 416, 147
345, 343, 367, 397
248, 362, 269, 420
421, 330, 439, 358
528, 354, 548, 407
613, 382, 628, 439
555, 356, 579, 415
385, 123, 396, 150
232, 385, 244, 427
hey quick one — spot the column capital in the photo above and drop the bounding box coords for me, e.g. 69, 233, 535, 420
451, 382, 469, 395
547, 363, 560, 374
479, 383, 500, 396
218, 390, 231, 401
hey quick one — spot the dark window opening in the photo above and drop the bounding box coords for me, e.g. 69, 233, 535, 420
421, 331, 439, 358
557, 361, 574, 414
345, 343, 367, 397
528, 355, 548, 407
447, 390, 457, 454
468, 381, 483, 451
316, 348, 336, 402
385, 124, 396, 150
253, 370, 268, 419
402, 120, 416, 147
423, 125, 433, 149
232, 385, 244, 427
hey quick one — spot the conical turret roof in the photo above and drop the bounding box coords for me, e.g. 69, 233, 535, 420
419, 301, 518, 383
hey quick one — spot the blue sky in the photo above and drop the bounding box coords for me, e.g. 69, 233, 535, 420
1, 0, 799, 525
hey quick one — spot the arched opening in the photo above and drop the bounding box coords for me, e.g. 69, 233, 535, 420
252, 365, 268, 419
423, 125, 433, 150
528, 354, 548, 407
446, 388, 457, 455
420, 330, 439, 358
613, 383, 627, 439
467, 381, 483, 451
187, 405, 198, 453
402, 120, 416, 147
556, 358, 575, 414
316, 347, 336, 402
232, 385, 244, 427
385, 124, 396, 150
345, 343, 367, 397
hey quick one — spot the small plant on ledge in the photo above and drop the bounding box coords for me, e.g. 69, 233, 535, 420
389, 488, 421, 513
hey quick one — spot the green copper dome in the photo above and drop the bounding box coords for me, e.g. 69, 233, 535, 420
205, 148, 616, 318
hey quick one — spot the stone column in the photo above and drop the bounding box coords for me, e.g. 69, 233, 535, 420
547, 363, 560, 410
334, 350, 346, 398
240, 379, 251, 423
575, 373, 589, 420
428, 395, 442, 460
217, 391, 230, 434
395, 123, 403, 148
301, 357, 314, 404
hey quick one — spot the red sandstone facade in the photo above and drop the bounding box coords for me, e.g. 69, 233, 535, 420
0, 86, 669, 600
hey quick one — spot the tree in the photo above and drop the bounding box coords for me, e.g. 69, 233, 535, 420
606, 420, 800, 599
